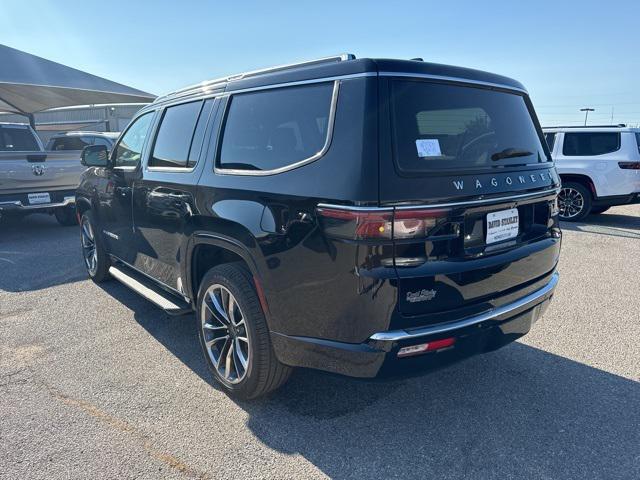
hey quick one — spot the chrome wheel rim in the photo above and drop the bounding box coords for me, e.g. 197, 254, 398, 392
201, 284, 249, 384
558, 187, 585, 219
80, 218, 98, 275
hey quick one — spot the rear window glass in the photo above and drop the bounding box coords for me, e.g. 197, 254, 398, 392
562, 132, 620, 156
390, 80, 548, 173
150, 101, 203, 168
0, 126, 40, 151
48, 136, 92, 151
218, 82, 333, 172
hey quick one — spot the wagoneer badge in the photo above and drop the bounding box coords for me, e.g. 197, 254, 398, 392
406, 289, 437, 303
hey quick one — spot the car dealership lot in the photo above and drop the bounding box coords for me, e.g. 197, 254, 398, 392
1, 207, 639, 479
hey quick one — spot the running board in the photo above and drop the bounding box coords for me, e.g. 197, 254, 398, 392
108, 265, 192, 316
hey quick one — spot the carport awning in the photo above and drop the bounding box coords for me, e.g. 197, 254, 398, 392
0, 44, 155, 116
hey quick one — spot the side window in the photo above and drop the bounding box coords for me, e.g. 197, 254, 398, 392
113, 112, 154, 168
635, 133, 640, 154
218, 82, 334, 172
149, 101, 203, 168
562, 132, 620, 156
544, 133, 556, 151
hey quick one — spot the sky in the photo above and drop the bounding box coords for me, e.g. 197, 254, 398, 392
1, 0, 639, 127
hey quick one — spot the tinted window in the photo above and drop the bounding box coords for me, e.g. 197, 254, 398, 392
635, 133, 640, 154
188, 99, 214, 168
93, 137, 113, 148
49, 136, 91, 151
390, 80, 548, 173
562, 132, 620, 156
544, 133, 556, 151
219, 82, 333, 171
150, 101, 203, 168
114, 112, 154, 167
0, 126, 40, 151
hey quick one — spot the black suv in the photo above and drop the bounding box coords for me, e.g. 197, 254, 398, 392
76, 54, 561, 399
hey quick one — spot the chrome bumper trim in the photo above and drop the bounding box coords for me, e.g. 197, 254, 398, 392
0, 197, 75, 210
369, 272, 559, 343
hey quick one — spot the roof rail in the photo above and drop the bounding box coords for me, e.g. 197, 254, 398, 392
158, 53, 356, 102
545, 124, 627, 129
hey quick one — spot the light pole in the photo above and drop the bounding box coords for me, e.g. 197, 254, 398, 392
580, 108, 594, 126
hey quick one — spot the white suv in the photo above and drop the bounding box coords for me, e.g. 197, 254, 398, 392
543, 125, 640, 221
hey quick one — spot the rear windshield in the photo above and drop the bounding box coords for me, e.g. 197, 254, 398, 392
0, 126, 40, 151
390, 80, 549, 173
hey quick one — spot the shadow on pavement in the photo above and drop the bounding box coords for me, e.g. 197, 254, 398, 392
97, 279, 640, 480
561, 209, 640, 239
0, 213, 86, 292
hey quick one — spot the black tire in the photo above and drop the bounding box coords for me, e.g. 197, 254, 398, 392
80, 211, 111, 282
590, 206, 610, 215
197, 263, 291, 399
55, 206, 78, 226
558, 182, 592, 221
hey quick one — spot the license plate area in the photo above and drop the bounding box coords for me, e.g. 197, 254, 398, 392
486, 208, 519, 244
28, 192, 51, 205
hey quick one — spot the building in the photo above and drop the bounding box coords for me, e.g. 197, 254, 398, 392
0, 103, 145, 143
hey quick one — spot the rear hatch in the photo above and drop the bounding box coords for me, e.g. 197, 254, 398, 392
379, 77, 561, 322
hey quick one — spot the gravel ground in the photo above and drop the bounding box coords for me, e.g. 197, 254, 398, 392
1, 206, 638, 479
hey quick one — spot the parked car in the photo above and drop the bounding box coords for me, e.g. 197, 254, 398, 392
543, 125, 640, 221
0, 122, 84, 225
45, 131, 119, 151
76, 54, 561, 399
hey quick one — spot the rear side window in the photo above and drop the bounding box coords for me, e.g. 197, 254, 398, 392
218, 82, 334, 172
49, 136, 92, 151
562, 132, 620, 156
544, 133, 556, 151
390, 80, 548, 173
150, 101, 203, 168
0, 126, 40, 151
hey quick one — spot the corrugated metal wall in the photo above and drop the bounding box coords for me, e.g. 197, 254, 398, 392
0, 104, 147, 143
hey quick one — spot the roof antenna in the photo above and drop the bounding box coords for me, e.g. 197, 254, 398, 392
410, 57, 424, 61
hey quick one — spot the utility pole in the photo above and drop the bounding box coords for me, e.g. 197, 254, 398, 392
580, 108, 594, 126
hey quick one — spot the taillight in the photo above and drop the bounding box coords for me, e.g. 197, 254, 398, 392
618, 162, 640, 170
317, 206, 450, 240
393, 209, 449, 239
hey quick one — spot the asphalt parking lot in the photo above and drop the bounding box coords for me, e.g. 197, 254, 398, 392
1, 206, 639, 480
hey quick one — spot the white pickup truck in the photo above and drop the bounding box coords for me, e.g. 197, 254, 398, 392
543, 125, 640, 221
0, 122, 84, 225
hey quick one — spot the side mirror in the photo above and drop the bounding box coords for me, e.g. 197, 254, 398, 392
81, 145, 109, 167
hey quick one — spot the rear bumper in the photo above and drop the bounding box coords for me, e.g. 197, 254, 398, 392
0, 190, 75, 212
271, 271, 558, 378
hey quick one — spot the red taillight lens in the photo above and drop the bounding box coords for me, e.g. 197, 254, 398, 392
317, 207, 450, 240
618, 161, 640, 170
393, 209, 449, 239
316, 208, 393, 240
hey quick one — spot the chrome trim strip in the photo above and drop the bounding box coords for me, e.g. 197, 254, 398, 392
369, 272, 559, 343
317, 188, 559, 212
214, 80, 341, 176
378, 71, 528, 94
147, 73, 375, 110
108, 266, 186, 311
158, 53, 355, 101
0, 198, 75, 210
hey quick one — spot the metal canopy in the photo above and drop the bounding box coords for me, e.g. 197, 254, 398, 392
0, 44, 155, 126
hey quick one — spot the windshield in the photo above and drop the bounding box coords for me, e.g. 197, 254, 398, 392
390, 80, 549, 173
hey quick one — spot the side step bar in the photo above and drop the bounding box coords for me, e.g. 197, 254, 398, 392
108, 265, 192, 316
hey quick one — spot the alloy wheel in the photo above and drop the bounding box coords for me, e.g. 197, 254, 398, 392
81, 218, 98, 274
201, 284, 250, 384
558, 187, 585, 219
